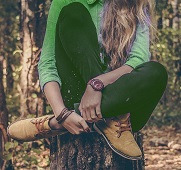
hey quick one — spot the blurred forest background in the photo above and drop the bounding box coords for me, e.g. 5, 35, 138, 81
0, 0, 180, 169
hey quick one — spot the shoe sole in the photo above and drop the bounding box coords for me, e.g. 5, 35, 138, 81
7, 125, 68, 143
93, 123, 142, 160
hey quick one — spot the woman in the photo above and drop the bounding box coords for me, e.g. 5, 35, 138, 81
8, 0, 168, 160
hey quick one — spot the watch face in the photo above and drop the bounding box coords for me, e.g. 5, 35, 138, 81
91, 79, 103, 91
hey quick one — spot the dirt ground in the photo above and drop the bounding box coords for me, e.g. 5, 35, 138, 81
8, 117, 181, 170
142, 124, 181, 170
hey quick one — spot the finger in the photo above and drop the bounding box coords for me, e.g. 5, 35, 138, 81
81, 109, 87, 120
85, 109, 94, 123
96, 105, 103, 119
65, 126, 77, 134
78, 104, 83, 117
69, 123, 84, 135
76, 128, 85, 134
79, 119, 90, 132
90, 107, 99, 122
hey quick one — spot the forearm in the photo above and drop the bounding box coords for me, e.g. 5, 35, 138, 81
95, 65, 133, 87
44, 81, 65, 118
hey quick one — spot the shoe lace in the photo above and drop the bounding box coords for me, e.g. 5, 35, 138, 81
113, 117, 132, 138
31, 116, 50, 137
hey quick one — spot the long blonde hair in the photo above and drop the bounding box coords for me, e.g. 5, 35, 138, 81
101, 0, 156, 70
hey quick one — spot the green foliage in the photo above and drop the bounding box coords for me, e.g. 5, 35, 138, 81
154, 28, 181, 120
150, 0, 181, 124
4, 140, 50, 169
0, 0, 180, 169
156, 0, 168, 15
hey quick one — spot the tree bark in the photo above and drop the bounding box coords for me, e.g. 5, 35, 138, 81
0, 0, 18, 93
49, 132, 144, 170
0, 58, 8, 170
20, 0, 46, 117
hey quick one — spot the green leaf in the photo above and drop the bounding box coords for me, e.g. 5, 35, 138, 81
32, 93, 37, 98
32, 148, 41, 154
13, 49, 22, 55
5, 142, 13, 151
23, 143, 29, 150
14, 141, 19, 147
3, 153, 13, 161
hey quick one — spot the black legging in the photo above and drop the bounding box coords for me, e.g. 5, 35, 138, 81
54, 2, 168, 132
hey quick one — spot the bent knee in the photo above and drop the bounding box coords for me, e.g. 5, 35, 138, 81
149, 61, 168, 81
140, 61, 168, 83
60, 2, 90, 24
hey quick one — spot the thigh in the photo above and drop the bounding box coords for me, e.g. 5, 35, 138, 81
54, 2, 106, 109
55, 25, 86, 109
57, 2, 105, 83
101, 61, 168, 120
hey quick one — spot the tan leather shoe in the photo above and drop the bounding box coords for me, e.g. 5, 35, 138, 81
7, 115, 68, 142
93, 113, 142, 160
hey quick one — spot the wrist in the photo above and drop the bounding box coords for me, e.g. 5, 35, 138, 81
56, 107, 73, 124
94, 65, 133, 87
53, 106, 66, 118
93, 75, 109, 87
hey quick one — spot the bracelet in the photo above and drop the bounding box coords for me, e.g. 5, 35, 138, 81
56, 107, 74, 124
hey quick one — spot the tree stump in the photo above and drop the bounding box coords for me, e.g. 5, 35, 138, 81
49, 131, 144, 170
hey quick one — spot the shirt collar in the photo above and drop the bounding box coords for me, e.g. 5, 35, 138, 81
86, 0, 97, 5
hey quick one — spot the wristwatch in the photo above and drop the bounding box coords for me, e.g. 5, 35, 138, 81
87, 78, 104, 91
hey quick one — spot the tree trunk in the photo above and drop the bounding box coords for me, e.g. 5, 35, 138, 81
0, 58, 8, 170
20, 0, 46, 117
0, 0, 18, 94
49, 132, 144, 170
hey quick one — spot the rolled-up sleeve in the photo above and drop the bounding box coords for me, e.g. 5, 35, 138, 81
38, 0, 66, 93
124, 22, 151, 69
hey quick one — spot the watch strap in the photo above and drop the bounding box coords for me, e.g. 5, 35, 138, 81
87, 78, 104, 91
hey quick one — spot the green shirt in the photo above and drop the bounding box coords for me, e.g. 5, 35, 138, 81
38, 0, 151, 92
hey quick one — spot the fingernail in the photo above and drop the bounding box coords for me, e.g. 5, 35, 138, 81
86, 128, 91, 133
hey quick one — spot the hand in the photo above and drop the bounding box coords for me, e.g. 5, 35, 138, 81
79, 85, 103, 123
62, 111, 91, 134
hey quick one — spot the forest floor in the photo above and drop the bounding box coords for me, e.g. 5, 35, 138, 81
142, 116, 181, 170
5, 115, 181, 170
